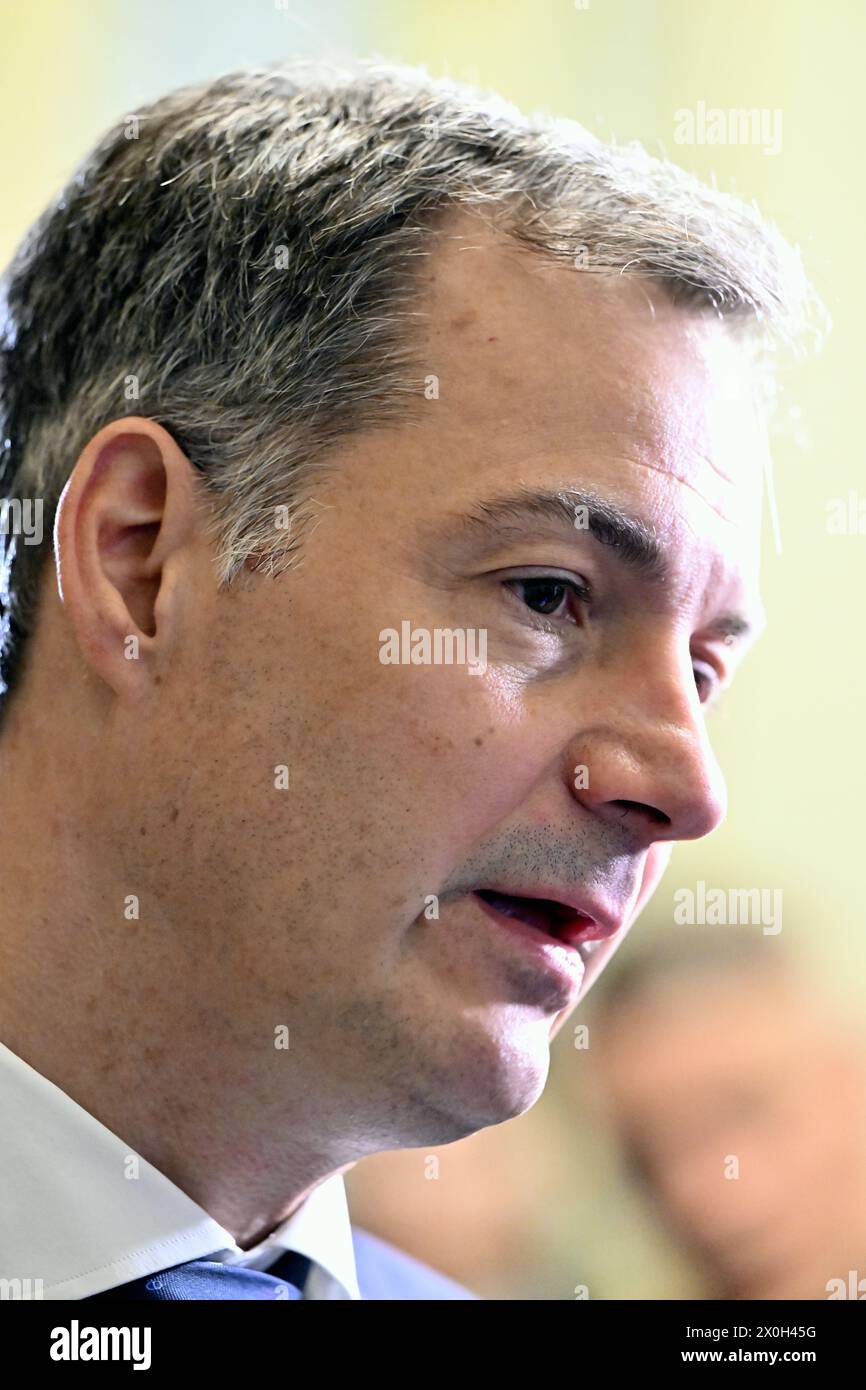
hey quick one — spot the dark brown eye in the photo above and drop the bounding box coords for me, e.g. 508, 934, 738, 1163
505, 575, 591, 622
692, 661, 718, 703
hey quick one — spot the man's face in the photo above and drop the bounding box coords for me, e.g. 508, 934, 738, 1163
106, 214, 767, 1149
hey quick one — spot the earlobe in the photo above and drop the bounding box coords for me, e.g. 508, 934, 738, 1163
53, 417, 199, 702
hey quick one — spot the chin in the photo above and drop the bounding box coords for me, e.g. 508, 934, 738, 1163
437, 1017, 553, 1132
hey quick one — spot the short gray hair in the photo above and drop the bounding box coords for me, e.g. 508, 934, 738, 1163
0, 58, 821, 705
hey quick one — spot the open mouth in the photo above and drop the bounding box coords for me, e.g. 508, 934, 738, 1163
473, 888, 600, 945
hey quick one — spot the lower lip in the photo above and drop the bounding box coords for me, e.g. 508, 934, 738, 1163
472, 892, 587, 990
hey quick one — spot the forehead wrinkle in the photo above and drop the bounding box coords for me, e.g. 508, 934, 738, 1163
620, 451, 762, 528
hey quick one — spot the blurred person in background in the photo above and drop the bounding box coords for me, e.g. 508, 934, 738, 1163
587, 932, 866, 1300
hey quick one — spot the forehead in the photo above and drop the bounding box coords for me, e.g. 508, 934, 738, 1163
410, 211, 768, 602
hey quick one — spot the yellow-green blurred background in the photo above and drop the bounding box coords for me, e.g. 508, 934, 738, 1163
3, 0, 863, 1298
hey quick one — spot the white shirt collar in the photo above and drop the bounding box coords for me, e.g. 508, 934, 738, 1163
0, 1040, 361, 1300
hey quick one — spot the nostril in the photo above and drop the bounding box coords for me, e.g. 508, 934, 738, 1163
612, 799, 671, 828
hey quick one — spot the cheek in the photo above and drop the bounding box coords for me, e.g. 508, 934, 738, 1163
353, 663, 566, 877
333, 674, 549, 928
409, 666, 562, 828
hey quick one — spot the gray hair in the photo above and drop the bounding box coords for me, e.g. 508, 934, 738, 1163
0, 58, 821, 706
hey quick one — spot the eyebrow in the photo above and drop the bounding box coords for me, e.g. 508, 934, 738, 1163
417, 485, 759, 642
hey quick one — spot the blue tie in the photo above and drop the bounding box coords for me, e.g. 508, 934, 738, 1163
83, 1248, 313, 1301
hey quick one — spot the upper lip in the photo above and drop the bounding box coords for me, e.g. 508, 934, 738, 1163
473, 885, 626, 939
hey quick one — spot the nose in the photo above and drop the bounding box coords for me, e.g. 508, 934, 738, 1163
568, 668, 727, 845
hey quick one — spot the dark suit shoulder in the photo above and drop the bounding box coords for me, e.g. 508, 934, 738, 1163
351, 1226, 481, 1300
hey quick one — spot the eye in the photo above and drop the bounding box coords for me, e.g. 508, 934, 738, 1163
502, 573, 592, 625
692, 659, 720, 705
